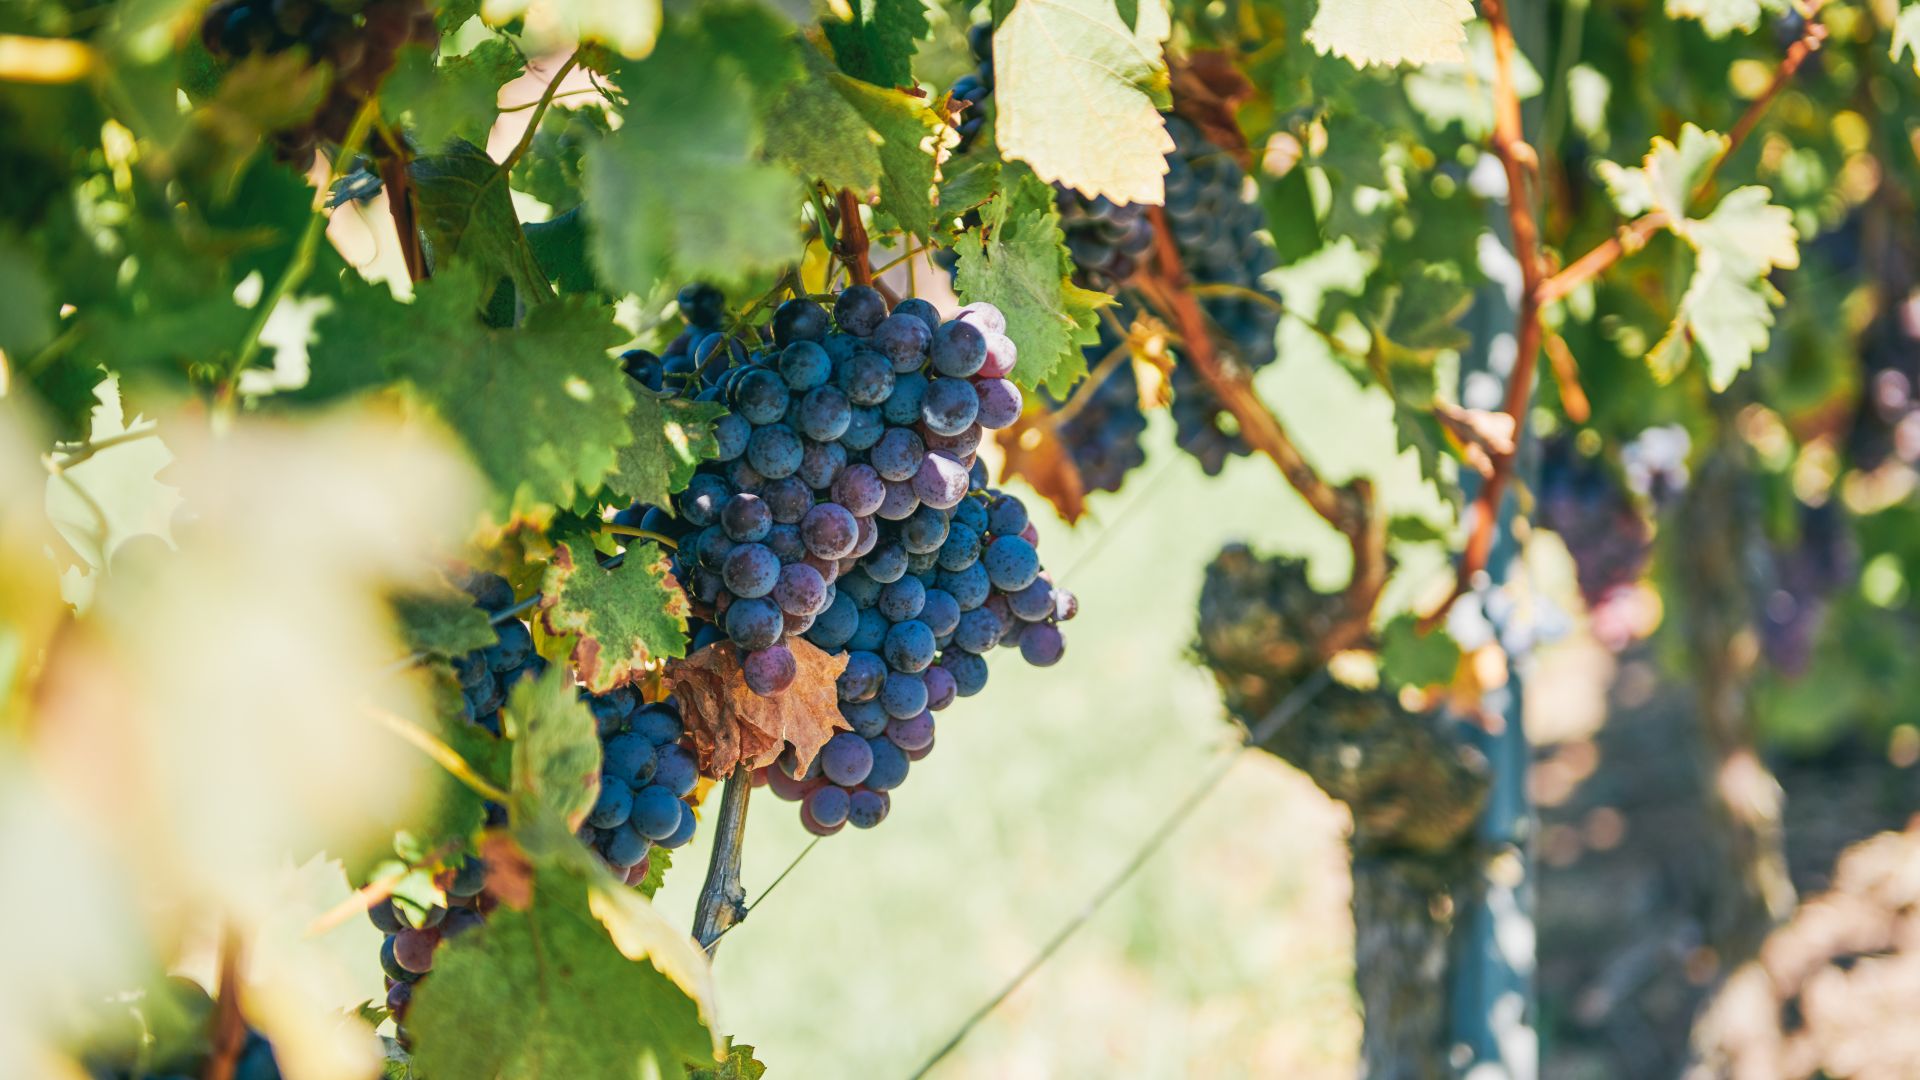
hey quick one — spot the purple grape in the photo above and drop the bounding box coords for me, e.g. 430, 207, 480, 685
877, 576, 927, 622
842, 406, 885, 450
604, 733, 658, 784
722, 543, 780, 599
987, 492, 1029, 536
805, 784, 852, 828
721, 493, 771, 542
393, 928, 438, 975
877, 479, 921, 520
762, 476, 813, 524
821, 731, 876, 786
808, 592, 860, 650
630, 784, 684, 840
974, 378, 1023, 429
773, 562, 829, 616
883, 619, 936, 673
953, 607, 1003, 653
747, 423, 804, 479
978, 332, 1017, 378
765, 522, 806, 564
892, 297, 941, 335
832, 464, 887, 517
850, 515, 879, 558
872, 427, 926, 482
841, 698, 889, 737
918, 588, 961, 638
798, 385, 853, 442
922, 377, 981, 436
863, 738, 911, 790
837, 350, 896, 406
695, 527, 735, 570
780, 340, 833, 389
849, 608, 889, 651
923, 423, 982, 461
712, 413, 750, 460
879, 670, 928, 718
653, 744, 699, 796
931, 319, 988, 378
883, 371, 930, 425
838, 650, 887, 702
801, 502, 860, 559
839, 567, 884, 606
863, 541, 909, 583
681, 474, 731, 527
938, 522, 982, 572
886, 710, 935, 752
835, 284, 889, 336
774, 298, 830, 347
743, 644, 797, 695
588, 779, 633, 828
731, 367, 789, 425
939, 561, 991, 609
1008, 579, 1056, 621
984, 535, 1040, 591
923, 663, 958, 710
797, 438, 848, 489
955, 302, 1007, 335
942, 650, 989, 696
900, 505, 950, 554
873, 313, 933, 370
913, 453, 971, 509
725, 596, 784, 649
848, 788, 890, 828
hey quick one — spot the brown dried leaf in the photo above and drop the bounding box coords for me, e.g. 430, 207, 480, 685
995, 410, 1089, 524
665, 640, 848, 777
478, 830, 535, 911
1171, 50, 1256, 167
1434, 403, 1518, 479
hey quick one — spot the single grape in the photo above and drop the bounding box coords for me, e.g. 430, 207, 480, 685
841, 698, 890, 738
879, 670, 928, 719
658, 802, 698, 848
892, 297, 941, 335
863, 738, 911, 791
764, 522, 806, 564
603, 733, 657, 785
923, 663, 958, 710
762, 476, 812, 524
1018, 622, 1066, 666
923, 377, 981, 436
912, 453, 971, 509
986, 492, 1029, 536
719, 493, 771, 543
877, 479, 921, 521
746, 423, 804, 479
931, 320, 988, 378
633, 703, 683, 744
919, 588, 962, 637
798, 385, 854, 442
901, 505, 951, 554
953, 607, 1004, 653
805, 784, 852, 828
722, 543, 781, 599
743, 644, 797, 695
603, 823, 650, 868
725, 595, 784, 650
797, 439, 848, 490
808, 591, 860, 650
630, 784, 684, 840
877, 576, 927, 621
773, 298, 830, 346
848, 788, 891, 828
1008, 579, 1056, 621
923, 423, 982, 462
883, 371, 930, 426
835, 285, 889, 336
381, 936, 419, 983
974, 378, 1024, 429
883, 619, 937, 673
780, 340, 833, 389
848, 608, 890, 652
731, 367, 789, 425
953, 495, 990, 533
977, 333, 1018, 379
837, 350, 896, 406
678, 283, 726, 329
870, 314, 930, 372
842, 405, 885, 450
873, 427, 927, 482
369, 898, 406, 934
694, 527, 735, 570
653, 744, 699, 796
801, 502, 859, 559
837, 650, 887, 702
728, 459, 767, 495
886, 710, 935, 752
840, 567, 885, 606
588, 778, 634, 828
938, 561, 992, 609
821, 731, 876, 786
772, 562, 829, 616
832, 464, 887, 517
938, 522, 982, 572
955, 302, 1007, 335
984, 535, 1041, 591
801, 801, 847, 836
942, 650, 990, 696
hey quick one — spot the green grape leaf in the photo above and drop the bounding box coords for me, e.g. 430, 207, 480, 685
1379, 613, 1461, 689
582, 24, 798, 297
407, 867, 713, 1080
1260, 167, 1322, 263
525, 207, 602, 294
539, 539, 690, 692
511, 105, 611, 212
307, 270, 632, 517
764, 52, 881, 193
479, 0, 661, 58
953, 171, 1110, 395
939, 155, 1003, 216
607, 395, 726, 511
822, 0, 931, 88
435, 0, 480, 31
1895, 3, 1920, 73
1595, 123, 1726, 220
412, 140, 555, 306
390, 586, 496, 661
831, 70, 955, 239
993, 0, 1174, 204
396, 669, 507, 860
635, 843, 671, 898
689, 1043, 768, 1080
1305, 0, 1473, 69
1666, 0, 1788, 37
383, 41, 525, 151
1649, 187, 1800, 390
500, 666, 602, 825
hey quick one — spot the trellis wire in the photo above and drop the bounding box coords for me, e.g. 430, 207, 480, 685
902, 666, 1333, 1080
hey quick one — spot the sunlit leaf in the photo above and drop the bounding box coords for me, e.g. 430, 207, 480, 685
1305, 0, 1474, 69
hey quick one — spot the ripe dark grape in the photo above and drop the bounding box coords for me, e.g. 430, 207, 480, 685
805, 784, 852, 828
726, 595, 785, 648
821, 731, 876, 786
863, 739, 910, 791
773, 298, 830, 346
834, 285, 890, 336
921, 377, 980, 435
838, 650, 887, 701
742, 644, 797, 696
931, 320, 988, 378
848, 789, 890, 828
721, 543, 781, 598
630, 785, 683, 840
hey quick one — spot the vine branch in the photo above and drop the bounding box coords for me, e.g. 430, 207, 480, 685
1139, 207, 1383, 655
203, 928, 246, 1080
833, 188, 884, 298
692, 764, 753, 951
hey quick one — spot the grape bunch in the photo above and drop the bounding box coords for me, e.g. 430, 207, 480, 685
576, 687, 702, 873
756, 481, 1075, 835
623, 284, 1074, 834
450, 571, 544, 737
642, 283, 1029, 698
198, 0, 435, 160
373, 860, 489, 1028
1161, 115, 1284, 475
1042, 313, 1150, 493
1534, 437, 1653, 614
948, 22, 996, 154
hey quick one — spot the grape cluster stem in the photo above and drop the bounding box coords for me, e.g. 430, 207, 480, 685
691, 764, 753, 951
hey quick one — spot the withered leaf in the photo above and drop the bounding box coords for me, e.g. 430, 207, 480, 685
1170, 50, 1256, 168
664, 640, 848, 777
